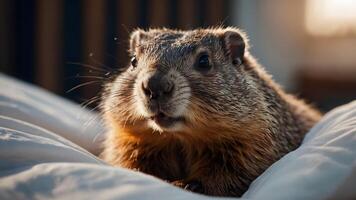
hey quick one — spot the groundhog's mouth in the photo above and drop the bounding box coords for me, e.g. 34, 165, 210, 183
149, 112, 185, 128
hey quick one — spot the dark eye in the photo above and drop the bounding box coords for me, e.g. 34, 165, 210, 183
131, 56, 138, 68
196, 54, 211, 71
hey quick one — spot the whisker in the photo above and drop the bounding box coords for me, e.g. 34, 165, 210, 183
88, 103, 102, 113
66, 80, 102, 93
66, 75, 106, 80
81, 96, 102, 109
93, 128, 105, 144
89, 54, 114, 71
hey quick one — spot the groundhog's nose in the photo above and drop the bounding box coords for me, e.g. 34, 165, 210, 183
141, 72, 174, 100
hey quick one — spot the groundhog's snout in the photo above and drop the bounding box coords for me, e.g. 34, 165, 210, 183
136, 69, 190, 131
140, 71, 176, 114
141, 71, 174, 102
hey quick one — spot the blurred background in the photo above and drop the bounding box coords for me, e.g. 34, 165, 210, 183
0, 0, 355, 112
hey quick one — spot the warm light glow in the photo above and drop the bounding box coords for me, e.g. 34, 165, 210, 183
306, 0, 356, 36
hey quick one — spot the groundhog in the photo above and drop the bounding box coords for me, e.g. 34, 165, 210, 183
101, 27, 322, 197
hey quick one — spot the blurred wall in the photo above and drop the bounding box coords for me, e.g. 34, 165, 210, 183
0, 0, 231, 107
232, 0, 356, 111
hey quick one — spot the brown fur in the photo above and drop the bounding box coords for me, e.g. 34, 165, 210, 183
101, 27, 322, 197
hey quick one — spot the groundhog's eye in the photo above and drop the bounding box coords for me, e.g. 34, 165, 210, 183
196, 54, 211, 72
131, 56, 138, 68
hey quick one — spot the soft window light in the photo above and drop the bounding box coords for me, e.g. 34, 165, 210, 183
305, 0, 356, 36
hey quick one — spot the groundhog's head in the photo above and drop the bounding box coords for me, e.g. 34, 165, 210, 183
103, 27, 266, 139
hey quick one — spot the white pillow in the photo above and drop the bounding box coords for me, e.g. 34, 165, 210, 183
0, 74, 105, 155
0, 73, 355, 200
243, 99, 356, 199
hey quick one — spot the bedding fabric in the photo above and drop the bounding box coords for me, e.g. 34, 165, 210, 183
0, 73, 355, 200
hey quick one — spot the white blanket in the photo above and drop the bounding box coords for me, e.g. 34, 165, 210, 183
0, 73, 355, 200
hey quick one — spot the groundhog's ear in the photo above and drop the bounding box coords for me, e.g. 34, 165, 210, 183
129, 29, 150, 54
221, 30, 245, 66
